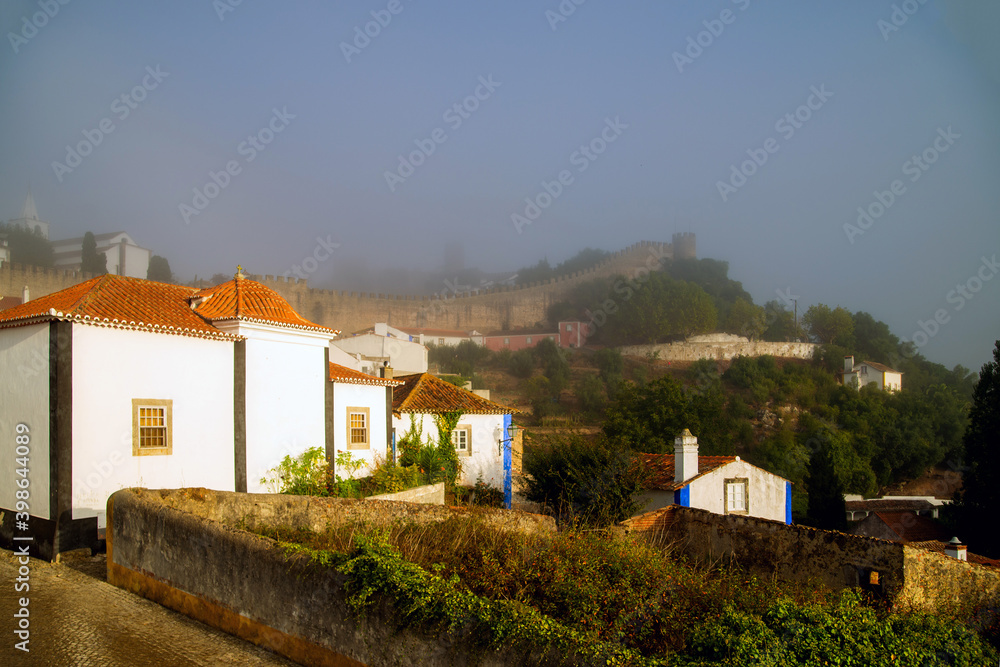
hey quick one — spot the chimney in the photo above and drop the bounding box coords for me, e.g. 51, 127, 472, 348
674, 428, 699, 484
945, 537, 967, 561
844, 356, 854, 373
379, 361, 393, 379
22, 285, 29, 303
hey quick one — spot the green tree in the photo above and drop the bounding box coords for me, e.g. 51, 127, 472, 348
603, 376, 694, 453
80, 232, 108, 275
802, 304, 854, 346
147, 255, 173, 282
725, 298, 766, 340
599, 272, 717, 344
805, 436, 847, 531
521, 435, 650, 526
761, 300, 801, 342
2, 223, 54, 267
955, 341, 1000, 557
507, 349, 535, 378
575, 373, 606, 415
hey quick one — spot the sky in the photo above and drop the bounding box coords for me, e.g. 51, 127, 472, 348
1, 0, 998, 372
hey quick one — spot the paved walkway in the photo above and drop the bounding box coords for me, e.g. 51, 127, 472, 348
0, 549, 298, 666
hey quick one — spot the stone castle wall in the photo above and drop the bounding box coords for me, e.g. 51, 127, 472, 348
0, 238, 688, 335
620, 339, 818, 362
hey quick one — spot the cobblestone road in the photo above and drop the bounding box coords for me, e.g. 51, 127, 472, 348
0, 549, 298, 666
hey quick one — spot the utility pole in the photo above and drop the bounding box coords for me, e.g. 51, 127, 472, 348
793, 299, 798, 341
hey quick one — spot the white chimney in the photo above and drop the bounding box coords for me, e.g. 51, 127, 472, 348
945, 537, 967, 561
674, 428, 699, 484
844, 356, 854, 373
22, 285, 29, 303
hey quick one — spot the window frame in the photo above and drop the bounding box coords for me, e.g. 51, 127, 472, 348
724, 477, 749, 515
132, 398, 173, 456
452, 424, 472, 457
346, 406, 370, 450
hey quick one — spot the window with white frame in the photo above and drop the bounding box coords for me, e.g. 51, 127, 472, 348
347, 407, 370, 449
725, 478, 748, 514
526, 336, 532, 344
452, 424, 472, 456
132, 399, 172, 456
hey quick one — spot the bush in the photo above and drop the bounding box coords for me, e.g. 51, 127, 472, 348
260, 446, 329, 496
508, 349, 535, 378
522, 435, 650, 526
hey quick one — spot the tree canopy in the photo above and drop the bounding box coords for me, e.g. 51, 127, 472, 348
81, 232, 108, 275
1, 223, 53, 267
147, 255, 173, 282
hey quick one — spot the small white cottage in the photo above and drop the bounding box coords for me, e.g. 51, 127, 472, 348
390, 373, 520, 506
635, 429, 791, 524
0, 270, 395, 560
842, 356, 902, 392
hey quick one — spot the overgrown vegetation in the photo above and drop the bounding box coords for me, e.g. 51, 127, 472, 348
259, 446, 429, 499
252, 519, 998, 665
0, 223, 53, 267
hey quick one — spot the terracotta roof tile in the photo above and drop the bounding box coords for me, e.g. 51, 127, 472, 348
869, 512, 951, 543
0, 275, 235, 341
392, 373, 519, 415
193, 274, 339, 335
0, 273, 339, 341
329, 362, 402, 386
908, 540, 1000, 568
860, 360, 902, 374
845, 498, 934, 512
0, 296, 22, 311
639, 453, 739, 491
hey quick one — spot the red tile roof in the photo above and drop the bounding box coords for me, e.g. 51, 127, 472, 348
620, 505, 679, 533
0, 273, 338, 341
868, 512, 951, 543
392, 373, 519, 416
0, 275, 236, 341
860, 360, 902, 374
0, 296, 22, 311
329, 362, 402, 386
193, 274, 339, 335
845, 498, 935, 512
639, 453, 739, 491
908, 540, 1000, 568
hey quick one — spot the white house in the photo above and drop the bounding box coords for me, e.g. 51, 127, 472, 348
391, 373, 520, 506
634, 429, 791, 524
842, 356, 902, 391
0, 270, 395, 560
51, 231, 152, 279
327, 362, 401, 475
332, 331, 428, 376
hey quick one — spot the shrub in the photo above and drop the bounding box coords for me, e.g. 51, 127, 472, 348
508, 349, 535, 378
469, 474, 505, 507
260, 446, 329, 496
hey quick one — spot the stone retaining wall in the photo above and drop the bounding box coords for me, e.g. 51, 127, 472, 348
107, 488, 562, 666
367, 482, 444, 505
620, 340, 818, 362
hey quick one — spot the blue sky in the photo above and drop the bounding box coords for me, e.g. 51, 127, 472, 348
1, 0, 998, 371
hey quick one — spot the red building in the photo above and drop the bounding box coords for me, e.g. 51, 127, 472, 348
478, 321, 589, 351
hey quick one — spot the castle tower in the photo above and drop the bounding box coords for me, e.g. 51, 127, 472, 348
9, 189, 50, 239
672, 232, 696, 260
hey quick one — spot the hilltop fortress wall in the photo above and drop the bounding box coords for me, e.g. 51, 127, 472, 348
0, 234, 695, 335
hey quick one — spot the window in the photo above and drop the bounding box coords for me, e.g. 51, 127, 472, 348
132, 399, 172, 456
504, 337, 509, 345
438, 338, 445, 345
725, 478, 748, 514
526, 336, 532, 344
566, 324, 573, 331
452, 424, 472, 457
347, 407, 370, 449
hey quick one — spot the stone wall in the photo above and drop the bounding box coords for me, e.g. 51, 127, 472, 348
368, 481, 445, 505
107, 488, 566, 666
633, 506, 1000, 614
2, 240, 684, 336
620, 339, 818, 362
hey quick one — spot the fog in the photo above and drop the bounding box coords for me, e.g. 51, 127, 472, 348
1, 0, 997, 370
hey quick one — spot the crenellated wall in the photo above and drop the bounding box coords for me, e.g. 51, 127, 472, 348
1, 237, 690, 335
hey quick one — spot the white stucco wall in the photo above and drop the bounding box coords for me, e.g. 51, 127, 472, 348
71, 325, 235, 527
0, 324, 52, 519
332, 382, 390, 476
329, 344, 362, 371
391, 412, 505, 489
241, 326, 330, 493
687, 460, 787, 522
332, 334, 428, 375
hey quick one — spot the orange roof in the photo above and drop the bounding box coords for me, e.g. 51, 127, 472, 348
0, 273, 338, 341
860, 360, 902, 374
869, 512, 950, 543
329, 362, 402, 386
193, 273, 339, 335
639, 453, 739, 491
392, 373, 519, 416
0, 275, 235, 341
908, 540, 1000, 568
620, 505, 679, 533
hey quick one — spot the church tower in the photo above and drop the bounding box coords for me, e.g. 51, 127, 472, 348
9, 189, 49, 239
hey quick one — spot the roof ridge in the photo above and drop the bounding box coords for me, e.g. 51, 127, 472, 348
67, 274, 114, 315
